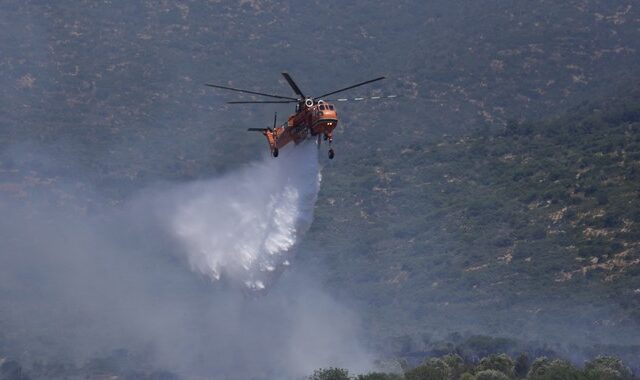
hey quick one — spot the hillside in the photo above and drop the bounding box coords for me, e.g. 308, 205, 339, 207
2, 0, 639, 347
1, 1, 640, 377
1, 1, 638, 192
302, 90, 640, 348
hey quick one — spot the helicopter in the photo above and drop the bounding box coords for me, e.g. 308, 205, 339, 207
205, 72, 395, 159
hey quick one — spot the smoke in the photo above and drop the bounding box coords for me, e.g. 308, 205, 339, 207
0, 143, 373, 379
158, 141, 321, 291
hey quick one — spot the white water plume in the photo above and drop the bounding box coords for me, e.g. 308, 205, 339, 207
164, 142, 321, 290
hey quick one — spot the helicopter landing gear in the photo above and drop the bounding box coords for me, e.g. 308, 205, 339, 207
326, 133, 334, 159
272, 148, 279, 158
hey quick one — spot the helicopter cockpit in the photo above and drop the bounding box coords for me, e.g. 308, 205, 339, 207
318, 103, 335, 111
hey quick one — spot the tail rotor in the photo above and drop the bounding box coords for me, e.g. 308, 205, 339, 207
247, 112, 279, 157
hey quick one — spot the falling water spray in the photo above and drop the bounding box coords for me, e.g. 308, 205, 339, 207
163, 142, 321, 290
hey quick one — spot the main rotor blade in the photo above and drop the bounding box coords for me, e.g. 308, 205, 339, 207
281, 72, 305, 98
327, 94, 399, 102
227, 100, 296, 104
205, 83, 297, 101
315, 76, 386, 99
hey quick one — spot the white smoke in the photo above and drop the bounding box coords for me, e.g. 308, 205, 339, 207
161, 141, 321, 290
0, 141, 376, 378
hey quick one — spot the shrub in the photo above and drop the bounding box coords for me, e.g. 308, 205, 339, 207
527, 358, 582, 380
584, 356, 632, 380
309, 367, 350, 380
475, 369, 509, 380
405, 358, 450, 380
527, 357, 550, 379
477, 354, 514, 377
596, 192, 609, 205
356, 372, 404, 380
442, 353, 465, 379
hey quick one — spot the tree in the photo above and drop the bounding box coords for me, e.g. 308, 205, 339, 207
405, 358, 451, 380
477, 354, 514, 378
527, 357, 550, 379
475, 369, 509, 380
356, 373, 404, 380
527, 358, 583, 380
309, 367, 350, 380
584, 356, 632, 380
442, 353, 465, 379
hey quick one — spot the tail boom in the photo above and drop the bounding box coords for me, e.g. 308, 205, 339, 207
248, 128, 279, 157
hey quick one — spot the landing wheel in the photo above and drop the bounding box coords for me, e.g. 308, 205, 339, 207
328, 148, 335, 160
272, 148, 279, 158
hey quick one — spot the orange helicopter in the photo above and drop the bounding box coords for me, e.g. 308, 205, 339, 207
206, 73, 394, 159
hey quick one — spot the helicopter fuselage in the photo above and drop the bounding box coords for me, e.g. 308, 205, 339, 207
270, 100, 338, 149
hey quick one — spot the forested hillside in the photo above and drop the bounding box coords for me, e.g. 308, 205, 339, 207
304, 90, 640, 348
1, 1, 638, 189
1, 1, 640, 378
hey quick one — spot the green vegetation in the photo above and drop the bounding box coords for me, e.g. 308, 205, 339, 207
475, 370, 509, 380
356, 373, 404, 380
310, 354, 636, 380
303, 91, 640, 348
405, 358, 451, 380
1, 5, 639, 344
1, 1, 640, 378
584, 356, 633, 380
477, 355, 514, 378
3, 351, 636, 380
311, 367, 351, 380
527, 358, 583, 380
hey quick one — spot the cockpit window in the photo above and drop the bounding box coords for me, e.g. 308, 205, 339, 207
329, 105, 334, 110
319, 105, 325, 110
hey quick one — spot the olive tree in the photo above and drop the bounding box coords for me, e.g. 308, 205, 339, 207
475, 369, 509, 380
477, 354, 514, 378
405, 358, 451, 380
584, 356, 632, 380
